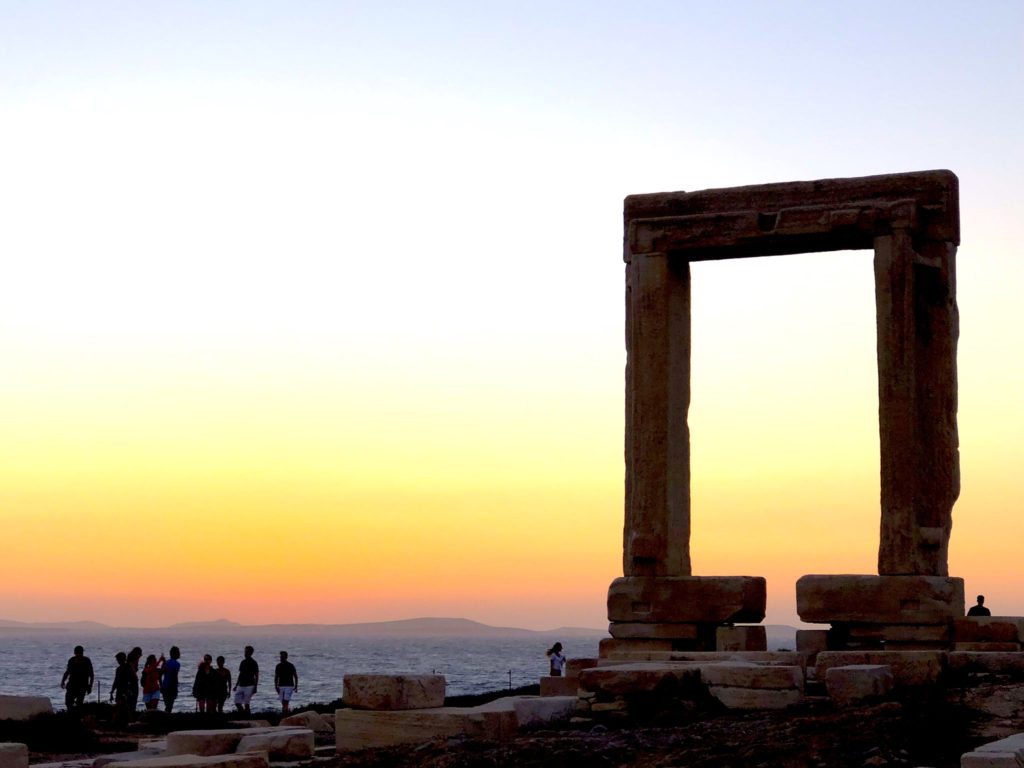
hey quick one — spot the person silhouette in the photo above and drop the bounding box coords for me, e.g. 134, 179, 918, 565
60, 645, 94, 711
967, 594, 991, 616
546, 642, 566, 677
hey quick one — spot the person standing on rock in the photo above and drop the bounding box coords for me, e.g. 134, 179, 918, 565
968, 595, 992, 616
125, 646, 143, 715
233, 645, 259, 714
274, 651, 298, 715
60, 645, 94, 711
546, 642, 566, 677
192, 654, 217, 713
109, 651, 134, 726
160, 646, 182, 712
214, 656, 232, 713
140, 654, 163, 710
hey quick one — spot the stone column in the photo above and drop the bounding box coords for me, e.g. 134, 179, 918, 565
873, 231, 960, 576
623, 253, 691, 577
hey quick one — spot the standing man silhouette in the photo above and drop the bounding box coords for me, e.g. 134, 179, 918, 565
274, 651, 298, 714
60, 645, 94, 710
233, 645, 259, 714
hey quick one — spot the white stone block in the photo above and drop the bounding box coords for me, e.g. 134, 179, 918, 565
0, 743, 28, 768
336, 702, 517, 752
960, 733, 1024, 767
708, 687, 802, 710
113, 754, 268, 768
0, 696, 52, 721
578, 663, 702, 696
236, 729, 313, 759
716, 626, 767, 652
825, 665, 894, 706
165, 730, 245, 757
280, 710, 333, 732
700, 662, 803, 691
511, 696, 576, 727
816, 651, 945, 687
539, 676, 578, 697
343, 674, 446, 710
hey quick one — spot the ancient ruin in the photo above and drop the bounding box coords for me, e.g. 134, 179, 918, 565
607, 170, 964, 652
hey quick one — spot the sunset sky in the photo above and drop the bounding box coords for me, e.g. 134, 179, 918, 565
1, 2, 1022, 630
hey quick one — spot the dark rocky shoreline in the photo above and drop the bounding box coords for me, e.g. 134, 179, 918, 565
4, 675, 1023, 768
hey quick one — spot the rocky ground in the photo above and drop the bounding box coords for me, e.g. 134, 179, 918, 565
8, 675, 1024, 768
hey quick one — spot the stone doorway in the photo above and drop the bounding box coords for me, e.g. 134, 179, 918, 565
607, 171, 963, 653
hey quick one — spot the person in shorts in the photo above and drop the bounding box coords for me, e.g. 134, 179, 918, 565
140, 654, 163, 710
233, 645, 258, 714
60, 645, 94, 711
214, 656, 232, 713
160, 646, 181, 712
274, 651, 298, 714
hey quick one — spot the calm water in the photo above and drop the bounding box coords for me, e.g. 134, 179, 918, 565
0, 632, 603, 712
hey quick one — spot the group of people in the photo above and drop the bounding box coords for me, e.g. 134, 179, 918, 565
60, 644, 300, 720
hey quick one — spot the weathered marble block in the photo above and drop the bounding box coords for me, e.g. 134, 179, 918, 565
796, 630, 829, 657
961, 732, 1024, 767
337, 704, 520, 753
608, 576, 766, 624
700, 662, 803, 691
343, 674, 446, 711
708, 687, 802, 710
577, 663, 702, 697
716, 626, 767, 652
796, 575, 964, 624
955, 617, 1024, 644
235, 729, 314, 760
0, 695, 52, 721
539, 676, 578, 697
816, 651, 945, 687
564, 658, 598, 678
825, 665, 894, 706
608, 622, 700, 640
280, 710, 333, 732
0, 743, 28, 768
114, 755, 269, 768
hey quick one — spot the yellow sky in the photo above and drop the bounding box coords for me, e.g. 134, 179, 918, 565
2, 3, 1023, 629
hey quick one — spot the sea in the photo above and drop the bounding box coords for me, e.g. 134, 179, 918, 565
0, 632, 603, 712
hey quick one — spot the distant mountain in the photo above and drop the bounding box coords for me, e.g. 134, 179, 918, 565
168, 619, 243, 630
0, 616, 607, 638
0, 619, 112, 632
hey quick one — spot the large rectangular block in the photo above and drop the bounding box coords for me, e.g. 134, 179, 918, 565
961, 732, 1024, 767
825, 665, 894, 706
577, 663, 703, 697
816, 651, 945, 687
0, 744, 28, 768
716, 626, 767, 652
796, 575, 964, 624
609, 622, 700, 640
539, 676, 578, 697
608, 576, 766, 624
955, 618, 1024, 644
796, 630, 829, 656
948, 652, 1024, 677
599, 638, 673, 658
235, 729, 314, 760
700, 662, 802, 691
0, 696, 52, 721
336, 703, 516, 751
564, 658, 598, 678
708, 687, 802, 710
343, 674, 445, 711
114, 756, 268, 768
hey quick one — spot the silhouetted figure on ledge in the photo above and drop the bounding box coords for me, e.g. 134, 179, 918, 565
968, 594, 991, 616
